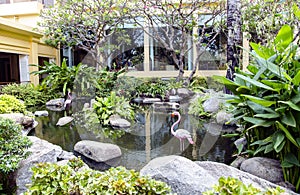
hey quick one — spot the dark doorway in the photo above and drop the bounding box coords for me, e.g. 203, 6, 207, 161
0, 52, 20, 84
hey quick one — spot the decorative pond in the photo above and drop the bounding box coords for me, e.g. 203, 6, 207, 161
31, 102, 236, 171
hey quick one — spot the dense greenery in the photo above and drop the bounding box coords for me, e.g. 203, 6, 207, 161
204, 177, 285, 195
135, 78, 169, 99
0, 117, 32, 194
0, 83, 51, 107
25, 158, 173, 195
214, 25, 300, 191
188, 95, 211, 118
0, 94, 27, 114
31, 59, 82, 96
94, 91, 135, 126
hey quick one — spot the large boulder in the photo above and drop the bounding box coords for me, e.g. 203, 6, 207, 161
140, 155, 296, 195
46, 98, 65, 107
109, 115, 131, 128
74, 140, 122, 163
16, 136, 75, 195
240, 157, 284, 184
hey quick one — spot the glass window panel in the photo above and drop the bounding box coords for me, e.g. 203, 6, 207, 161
149, 26, 193, 71
109, 27, 144, 71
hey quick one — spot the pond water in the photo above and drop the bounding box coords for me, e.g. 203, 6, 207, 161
31, 102, 236, 171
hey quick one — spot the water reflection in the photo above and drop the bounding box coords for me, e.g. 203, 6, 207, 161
31, 106, 235, 171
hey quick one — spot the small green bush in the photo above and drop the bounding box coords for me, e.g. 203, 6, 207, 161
0, 117, 32, 194
25, 158, 173, 195
204, 177, 285, 195
94, 91, 135, 126
0, 83, 51, 107
188, 95, 211, 118
0, 94, 26, 114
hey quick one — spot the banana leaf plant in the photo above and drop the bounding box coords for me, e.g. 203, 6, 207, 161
213, 24, 300, 191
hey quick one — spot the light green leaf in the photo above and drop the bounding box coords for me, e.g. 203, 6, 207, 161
242, 95, 276, 107
254, 113, 279, 119
243, 117, 267, 125
250, 42, 275, 60
275, 25, 293, 52
273, 132, 285, 153
292, 70, 300, 86
284, 153, 300, 166
293, 4, 300, 20
276, 121, 299, 147
278, 101, 300, 111
235, 73, 275, 91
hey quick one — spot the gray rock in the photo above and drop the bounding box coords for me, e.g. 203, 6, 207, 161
140, 155, 296, 195
140, 155, 216, 195
142, 98, 161, 104
168, 95, 182, 102
0, 113, 24, 124
216, 110, 233, 125
74, 140, 122, 163
21, 116, 34, 127
46, 98, 65, 107
177, 88, 194, 98
240, 157, 284, 184
203, 97, 222, 113
34, 110, 49, 117
56, 116, 74, 126
16, 136, 63, 195
153, 102, 180, 111
109, 115, 131, 128
46, 105, 65, 112
230, 156, 246, 169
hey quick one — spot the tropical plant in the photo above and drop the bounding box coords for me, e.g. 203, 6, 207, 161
135, 78, 169, 99
114, 76, 143, 100
95, 68, 126, 98
31, 59, 81, 96
188, 95, 211, 118
189, 76, 208, 92
213, 24, 300, 191
204, 176, 285, 195
0, 117, 32, 194
25, 158, 173, 195
0, 83, 52, 107
0, 94, 27, 114
93, 91, 135, 126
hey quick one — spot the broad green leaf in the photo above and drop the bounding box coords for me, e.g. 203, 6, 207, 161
250, 42, 275, 60
284, 153, 300, 166
274, 25, 293, 52
253, 146, 266, 156
254, 113, 279, 119
261, 80, 288, 91
273, 132, 285, 152
291, 93, 300, 104
278, 101, 300, 111
242, 95, 276, 107
281, 160, 294, 168
276, 121, 299, 147
293, 4, 300, 20
281, 111, 296, 127
247, 101, 277, 114
246, 121, 274, 130
292, 70, 300, 86
244, 117, 267, 125
264, 143, 274, 154
235, 73, 275, 91
236, 86, 251, 94
212, 75, 240, 94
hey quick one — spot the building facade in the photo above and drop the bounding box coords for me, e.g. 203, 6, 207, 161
0, 0, 59, 85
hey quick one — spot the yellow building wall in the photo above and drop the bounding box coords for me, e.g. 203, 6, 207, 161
0, 17, 59, 85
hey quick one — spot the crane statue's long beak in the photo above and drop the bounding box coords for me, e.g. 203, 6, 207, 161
171, 113, 175, 117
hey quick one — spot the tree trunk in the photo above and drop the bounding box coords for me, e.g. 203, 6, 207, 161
226, 0, 242, 86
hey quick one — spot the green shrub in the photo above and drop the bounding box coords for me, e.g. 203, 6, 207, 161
0, 117, 32, 194
25, 158, 173, 195
94, 91, 135, 126
0, 83, 51, 107
188, 95, 211, 118
135, 78, 169, 99
204, 177, 285, 195
189, 76, 208, 92
0, 94, 26, 114
213, 25, 300, 191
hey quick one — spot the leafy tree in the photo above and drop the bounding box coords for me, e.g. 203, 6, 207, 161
0, 117, 32, 194
126, 0, 226, 84
241, 0, 300, 46
38, 0, 131, 70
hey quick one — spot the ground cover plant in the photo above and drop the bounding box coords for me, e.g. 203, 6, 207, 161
0, 83, 52, 107
204, 176, 285, 195
213, 24, 300, 191
0, 117, 32, 194
25, 158, 173, 195
0, 94, 27, 114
